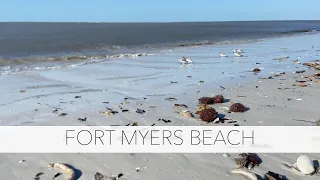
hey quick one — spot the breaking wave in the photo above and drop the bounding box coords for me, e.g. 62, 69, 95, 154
0, 52, 154, 75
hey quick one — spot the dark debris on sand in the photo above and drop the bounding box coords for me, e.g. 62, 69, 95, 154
213, 95, 224, 103
230, 103, 246, 112
198, 97, 214, 105
58, 113, 68, 117
264, 171, 287, 180
158, 118, 172, 123
136, 108, 146, 114
199, 108, 218, 122
234, 153, 261, 170
78, 117, 87, 122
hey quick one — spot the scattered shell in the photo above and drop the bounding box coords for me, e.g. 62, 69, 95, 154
234, 153, 261, 170
252, 68, 261, 73
220, 106, 231, 113
197, 104, 210, 113
136, 108, 146, 114
94, 172, 106, 180
230, 103, 246, 113
199, 108, 218, 122
77, 117, 87, 122
180, 110, 194, 117
158, 118, 171, 123
94, 172, 122, 180
53, 173, 62, 179
19, 90, 26, 93
34, 172, 44, 180
296, 155, 315, 175
136, 167, 141, 172
47, 163, 75, 180
120, 101, 130, 105
18, 160, 25, 163
314, 73, 320, 77
165, 98, 177, 101
198, 97, 214, 104
126, 122, 138, 126
213, 95, 224, 103
303, 61, 320, 70
264, 171, 286, 180
222, 153, 231, 158
293, 83, 308, 87
59, 113, 68, 117
295, 80, 307, 83
174, 104, 188, 108
99, 110, 118, 116
94, 172, 123, 180
293, 60, 301, 64
231, 169, 259, 180
273, 57, 289, 60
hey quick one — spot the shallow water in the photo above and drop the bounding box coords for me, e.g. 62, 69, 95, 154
1, 21, 320, 74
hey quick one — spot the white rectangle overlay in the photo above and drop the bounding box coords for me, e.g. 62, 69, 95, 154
0, 126, 319, 153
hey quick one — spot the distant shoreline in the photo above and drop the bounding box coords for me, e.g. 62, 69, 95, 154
1, 19, 320, 23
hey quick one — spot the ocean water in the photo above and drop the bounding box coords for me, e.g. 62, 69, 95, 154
1, 21, 320, 74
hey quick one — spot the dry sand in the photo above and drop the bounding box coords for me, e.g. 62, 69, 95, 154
0, 34, 320, 179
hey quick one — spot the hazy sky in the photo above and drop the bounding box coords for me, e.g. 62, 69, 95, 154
1, 0, 320, 22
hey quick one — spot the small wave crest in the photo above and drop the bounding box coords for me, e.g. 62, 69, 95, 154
0, 52, 154, 75
280, 29, 320, 34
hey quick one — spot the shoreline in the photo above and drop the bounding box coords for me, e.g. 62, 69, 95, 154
1, 31, 319, 76
0, 33, 319, 179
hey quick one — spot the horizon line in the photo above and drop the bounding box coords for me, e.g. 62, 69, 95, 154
1, 19, 320, 23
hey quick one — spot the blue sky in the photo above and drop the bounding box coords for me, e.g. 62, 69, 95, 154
1, 0, 320, 22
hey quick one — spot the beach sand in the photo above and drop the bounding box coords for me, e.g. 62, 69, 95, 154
0, 34, 320, 179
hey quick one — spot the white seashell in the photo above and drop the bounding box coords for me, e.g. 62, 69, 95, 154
222, 153, 230, 158
296, 155, 315, 175
220, 107, 231, 113
47, 163, 75, 180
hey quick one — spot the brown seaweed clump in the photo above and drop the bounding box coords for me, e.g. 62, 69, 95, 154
213, 95, 224, 103
199, 108, 218, 122
230, 103, 246, 112
198, 97, 214, 104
